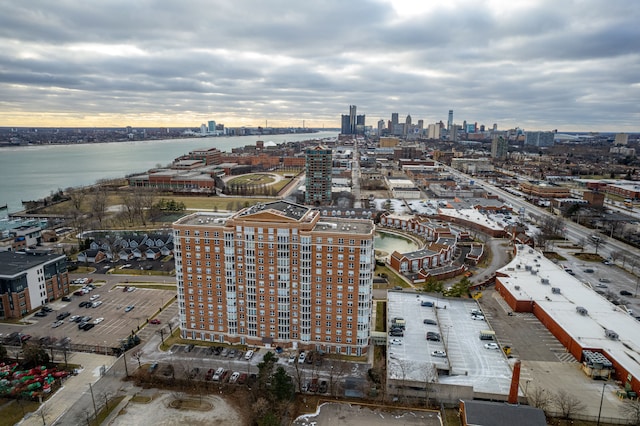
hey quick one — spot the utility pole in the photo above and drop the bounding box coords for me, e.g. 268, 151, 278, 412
89, 382, 98, 420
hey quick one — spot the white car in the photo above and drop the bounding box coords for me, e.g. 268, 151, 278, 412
92, 301, 103, 308
69, 315, 79, 322
471, 314, 485, 321
298, 352, 306, 364
51, 320, 64, 328
431, 350, 447, 358
89, 294, 100, 301
93, 317, 104, 324
288, 353, 296, 363
484, 343, 500, 350
390, 338, 403, 345
229, 372, 240, 384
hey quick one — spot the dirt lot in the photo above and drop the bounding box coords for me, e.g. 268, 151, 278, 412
111, 391, 244, 426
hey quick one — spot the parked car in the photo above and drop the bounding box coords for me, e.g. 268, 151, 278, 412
185, 344, 194, 353
484, 343, 500, 350
228, 349, 237, 358
237, 373, 247, 385
471, 314, 485, 321
149, 319, 161, 324
390, 338, 402, 345
245, 350, 254, 360
426, 332, 441, 341
298, 352, 306, 364
124, 305, 135, 312
620, 290, 633, 296
93, 317, 104, 324
89, 294, 100, 301
34, 311, 48, 317
69, 315, 80, 322
73, 291, 84, 296
431, 350, 447, 358
229, 372, 240, 384
82, 322, 95, 331
92, 301, 103, 308
51, 320, 64, 328
288, 353, 296, 363
205, 368, 215, 381
79, 301, 89, 308
62, 296, 72, 302
20, 334, 32, 343
42, 306, 53, 312
598, 278, 611, 283
420, 301, 434, 307
423, 319, 437, 325
319, 380, 328, 394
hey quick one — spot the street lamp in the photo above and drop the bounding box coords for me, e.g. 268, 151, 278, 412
596, 382, 606, 426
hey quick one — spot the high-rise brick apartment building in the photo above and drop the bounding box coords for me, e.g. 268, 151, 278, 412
305, 145, 332, 205
173, 200, 375, 356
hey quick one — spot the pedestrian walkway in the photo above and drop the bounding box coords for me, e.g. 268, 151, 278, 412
18, 352, 116, 426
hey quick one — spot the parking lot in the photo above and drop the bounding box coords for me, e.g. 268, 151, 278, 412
0, 282, 176, 349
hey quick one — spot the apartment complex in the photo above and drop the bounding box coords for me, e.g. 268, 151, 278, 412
173, 200, 375, 356
0, 251, 69, 319
305, 145, 332, 205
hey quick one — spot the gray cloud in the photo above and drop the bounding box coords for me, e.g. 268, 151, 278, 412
0, 0, 638, 130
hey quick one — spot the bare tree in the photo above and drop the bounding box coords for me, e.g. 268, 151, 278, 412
291, 355, 307, 392
97, 390, 113, 411
91, 185, 109, 227
131, 349, 144, 368
527, 386, 552, 413
327, 359, 349, 397
621, 399, 640, 426
554, 389, 586, 420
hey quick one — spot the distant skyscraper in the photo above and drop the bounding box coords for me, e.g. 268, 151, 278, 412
447, 110, 453, 131
207, 120, 216, 133
349, 105, 357, 134
341, 114, 350, 134
341, 105, 364, 135
377, 119, 385, 135
491, 135, 508, 160
404, 114, 412, 136
305, 145, 333, 205
417, 119, 424, 130
427, 123, 440, 139
391, 113, 399, 127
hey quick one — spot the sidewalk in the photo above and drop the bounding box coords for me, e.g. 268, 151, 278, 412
100, 394, 132, 426
18, 352, 116, 426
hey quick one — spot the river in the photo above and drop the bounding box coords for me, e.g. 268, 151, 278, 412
0, 131, 337, 216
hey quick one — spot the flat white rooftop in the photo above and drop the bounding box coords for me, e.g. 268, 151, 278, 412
387, 291, 513, 395
497, 245, 640, 384
438, 208, 504, 231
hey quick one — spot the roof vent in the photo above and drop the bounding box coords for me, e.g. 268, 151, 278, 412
605, 329, 618, 340
576, 306, 588, 315
551, 287, 561, 294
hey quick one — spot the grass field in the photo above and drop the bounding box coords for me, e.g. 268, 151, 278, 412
227, 173, 276, 186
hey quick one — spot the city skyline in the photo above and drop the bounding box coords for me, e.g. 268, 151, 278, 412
1, 0, 639, 131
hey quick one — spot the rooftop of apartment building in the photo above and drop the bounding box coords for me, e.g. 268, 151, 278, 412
0, 251, 64, 277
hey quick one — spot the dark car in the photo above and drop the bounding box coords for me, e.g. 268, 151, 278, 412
423, 319, 437, 325
205, 368, 215, 380
82, 322, 95, 331
319, 380, 328, 393
42, 306, 53, 313
426, 332, 441, 341
74, 290, 84, 296
62, 296, 72, 302
421, 301, 434, 307
620, 290, 633, 296
389, 330, 404, 337
214, 346, 222, 355
56, 312, 70, 321
20, 334, 32, 343
79, 301, 89, 308
34, 311, 48, 317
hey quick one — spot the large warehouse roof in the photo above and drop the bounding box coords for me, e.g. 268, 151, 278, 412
497, 246, 640, 384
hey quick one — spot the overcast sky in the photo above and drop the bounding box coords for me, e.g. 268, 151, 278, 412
1, 0, 639, 131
